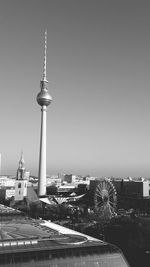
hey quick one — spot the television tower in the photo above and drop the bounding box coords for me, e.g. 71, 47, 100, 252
37, 30, 52, 196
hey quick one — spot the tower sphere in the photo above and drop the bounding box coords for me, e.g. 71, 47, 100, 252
37, 88, 52, 106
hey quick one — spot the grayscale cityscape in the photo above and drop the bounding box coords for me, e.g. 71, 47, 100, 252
0, 1, 150, 266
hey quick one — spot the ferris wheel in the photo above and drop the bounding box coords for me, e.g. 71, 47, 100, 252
94, 179, 117, 218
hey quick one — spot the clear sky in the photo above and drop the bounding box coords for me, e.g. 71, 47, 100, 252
0, 0, 150, 177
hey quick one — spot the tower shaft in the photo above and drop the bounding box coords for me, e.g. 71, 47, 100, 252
38, 106, 47, 196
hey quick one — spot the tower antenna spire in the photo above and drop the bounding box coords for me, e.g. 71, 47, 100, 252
43, 29, 47, 82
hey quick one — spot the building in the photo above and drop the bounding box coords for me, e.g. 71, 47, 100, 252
0, 176, 15, 187
63, 174, 86, 184
0, 188, 15, 202
46, 175, 62, 186
63, 174, 80, 184
112, 179, 150, 212
0, 204, 129, 267
15, 153, 27, 201
112, 179, 149, 198
57, 184, 76, 194
0, 157, 31, 202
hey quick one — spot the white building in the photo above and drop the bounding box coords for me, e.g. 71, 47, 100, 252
0, 176, 15, 187
15, 153, 27, 201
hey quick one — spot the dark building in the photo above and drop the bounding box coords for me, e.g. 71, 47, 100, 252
112, 179, 150, 212
63, 174, 73, 183
112, 180, 149, 198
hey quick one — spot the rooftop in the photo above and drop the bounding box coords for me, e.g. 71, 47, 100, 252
0, 219, 104, 253
0, 205, 129, 266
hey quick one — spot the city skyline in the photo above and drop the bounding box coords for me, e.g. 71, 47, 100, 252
1, 0, 150, 177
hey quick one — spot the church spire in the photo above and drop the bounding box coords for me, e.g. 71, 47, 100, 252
16, 151, 26, 180
19, 151, 25, 170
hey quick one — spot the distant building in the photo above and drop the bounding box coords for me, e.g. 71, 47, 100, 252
57, 185, 76, 194
64, 174, 74, 183
0, 176, 15, 202
47, 175, 62, 186
0, 176, 15, 187
0, 188, 15, 202
63, 174, 80, 184
112, 179, 149, 198
25, 171, 30, 182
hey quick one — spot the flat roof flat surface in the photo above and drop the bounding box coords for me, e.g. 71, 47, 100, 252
0, 216, 129, 266
0, 219, 106, 254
